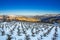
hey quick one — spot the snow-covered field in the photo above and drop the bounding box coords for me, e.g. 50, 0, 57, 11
0, 21, 60, 40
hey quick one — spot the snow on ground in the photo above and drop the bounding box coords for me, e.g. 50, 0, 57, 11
0, 21, 60, 40
57, 26, 60, 40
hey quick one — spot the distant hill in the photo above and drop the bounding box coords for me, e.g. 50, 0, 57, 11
33, 14, 60, 23
0, 15, 40, 22
0, 14, 60, 23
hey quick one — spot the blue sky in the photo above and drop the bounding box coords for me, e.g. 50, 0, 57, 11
0, 0, 60, 15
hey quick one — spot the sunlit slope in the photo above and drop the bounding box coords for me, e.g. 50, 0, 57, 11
16, 16, 40, 22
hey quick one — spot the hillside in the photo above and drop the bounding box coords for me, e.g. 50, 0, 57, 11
0, 15, 40, 22
33, 14, 60, 23
0, 14, 60, 23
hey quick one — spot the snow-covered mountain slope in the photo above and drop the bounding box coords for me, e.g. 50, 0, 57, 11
0, 21, 60, 40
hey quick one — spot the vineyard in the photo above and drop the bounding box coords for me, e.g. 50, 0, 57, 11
0, 21, 60, 40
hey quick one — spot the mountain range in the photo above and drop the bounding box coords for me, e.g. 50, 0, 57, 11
0, 14, 60, 23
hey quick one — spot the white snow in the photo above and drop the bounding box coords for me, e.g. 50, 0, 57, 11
0, 22, 60, 40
